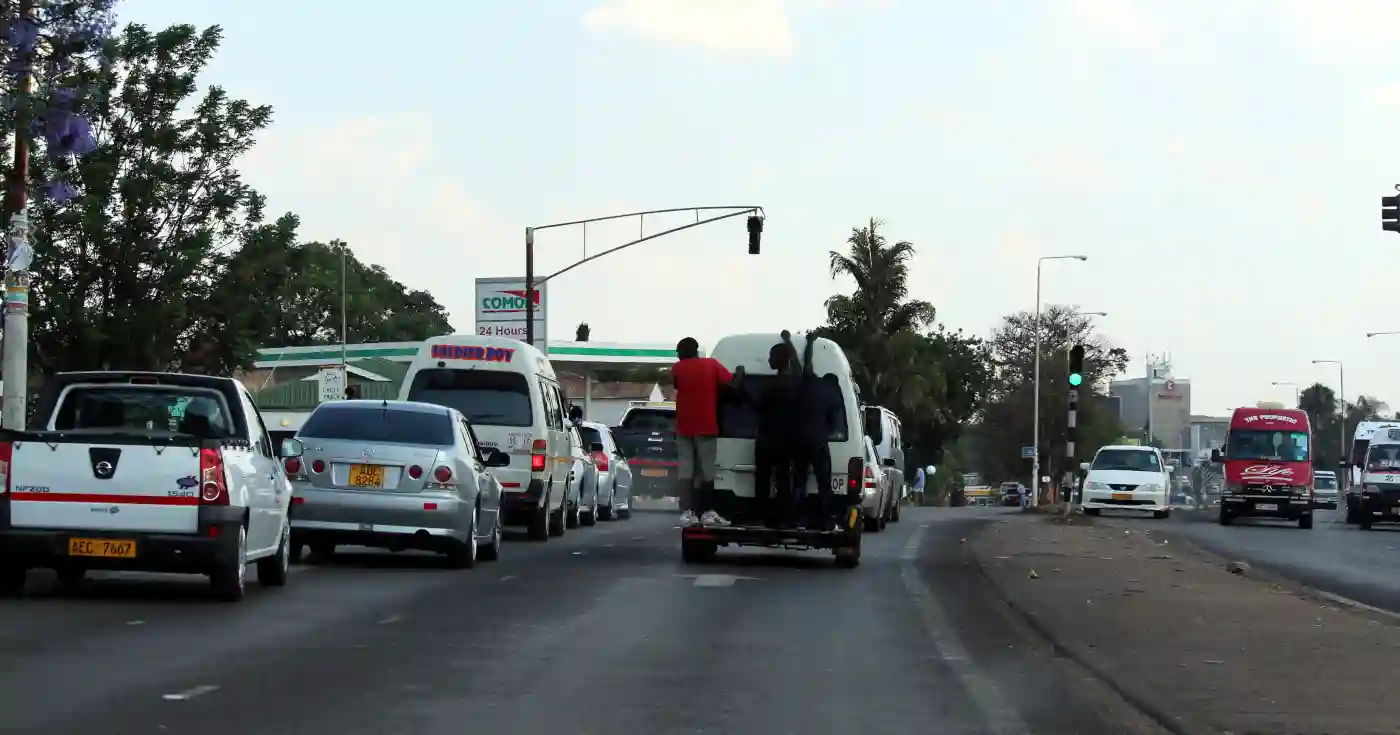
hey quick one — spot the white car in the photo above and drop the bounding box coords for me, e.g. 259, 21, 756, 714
576, 421, 633, 522
861, 435, 891, 532
1080, 445, 1174, 519
563, 423, 594, 529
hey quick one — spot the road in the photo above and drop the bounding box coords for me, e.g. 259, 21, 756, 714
0, 507, 1167, 735
1097, 505, 1400, 615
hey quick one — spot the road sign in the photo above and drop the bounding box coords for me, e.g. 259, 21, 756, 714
1021, 446, 1036, 459
474, 277, 547, 353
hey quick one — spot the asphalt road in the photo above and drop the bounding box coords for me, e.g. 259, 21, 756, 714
1096, 505, 1400, 614
0, 506, 1167, 735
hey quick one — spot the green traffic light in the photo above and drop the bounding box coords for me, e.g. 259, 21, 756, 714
1068, 373, 1083, 386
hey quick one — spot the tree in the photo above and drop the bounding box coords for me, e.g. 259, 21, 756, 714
970, 304, 1129, 497
576, 322, 589, 341
20, 24, 269, 375
816, 217, 990, 465
1300, 383, 1388, 469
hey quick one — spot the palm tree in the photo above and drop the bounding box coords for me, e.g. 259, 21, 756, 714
824, 218, 935, 336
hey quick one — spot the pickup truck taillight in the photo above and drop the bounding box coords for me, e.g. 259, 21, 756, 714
0, 441, 11, 494
200, 447, 229, 505
531, 439, 547, 473
591, 450, 609, 472
846, 456, 863, 497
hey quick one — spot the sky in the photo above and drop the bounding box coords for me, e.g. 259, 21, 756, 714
115, 0, 1400, 416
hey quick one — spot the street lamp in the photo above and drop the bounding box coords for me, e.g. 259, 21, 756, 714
1313, 359, 1346, 489
523, 206, 765, 346
1366, 331, 1400, 338
1271, 381, 1300, 406
1031, 254, 1089, 507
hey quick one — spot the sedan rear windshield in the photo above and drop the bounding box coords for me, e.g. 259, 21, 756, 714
52, 386, 234, 438
1091, 449, 1160, 472
406, 369, 532, 427
299, 406, 455, 445
579, 426, 605, 450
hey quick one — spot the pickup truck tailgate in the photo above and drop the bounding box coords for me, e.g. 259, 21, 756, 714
9, 442, 202, 534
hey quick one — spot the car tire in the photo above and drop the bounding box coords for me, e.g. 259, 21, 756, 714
566, 501, 581, 530
210, 525, 248, 602
598, 503, 614, 521
306, 540, 336, 564
479, 511, 502, 562
1298, 513, 1314, 530
1360, 511, 1373, 530
862, 514, 881, 532
891, 501, 901, 523
528, 497, 551, 541
1153, 509, 1169, 520
1345, 500, 1359, 524
445, 510, 478, 570
833, 541, 861, 569
549, 501, 566, 537
0, 564, 26, 597
581, 498, 598, 527
1218, 507, 1233, 526
257, 522, 291, 587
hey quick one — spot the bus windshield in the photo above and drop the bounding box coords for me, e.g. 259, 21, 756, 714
1226, 430, 1309, 462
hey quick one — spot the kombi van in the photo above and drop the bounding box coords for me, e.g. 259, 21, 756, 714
693, 332, 866, 567
399, 335, 570, 540
862, 404, 905, 524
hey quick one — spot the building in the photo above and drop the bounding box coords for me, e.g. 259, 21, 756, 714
1110, 369, 1192, 450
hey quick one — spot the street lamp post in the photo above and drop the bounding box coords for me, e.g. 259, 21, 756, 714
1271, 381, 1300, 407
1031, 254, 1089, 507
1313, 359, 1345, 488
523, 206, 764, 346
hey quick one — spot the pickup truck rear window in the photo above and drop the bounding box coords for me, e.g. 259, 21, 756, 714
406, 369, 532, 427
52, 386, 233, 437
299, 405, 455, 446
620, 409, 675, 432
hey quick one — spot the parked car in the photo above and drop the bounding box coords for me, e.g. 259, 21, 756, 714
564, 422, 596, 529
861, 435, 891, 532
288, 400, 507, 568
577, 421, 634, 521
1312, 470, 1339, 510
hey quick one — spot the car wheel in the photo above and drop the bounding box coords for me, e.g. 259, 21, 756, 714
528, 495, 551, 541
1360, 511, 1373, 530
0, 564, 26, 597
479, 510, 502, 562
210, 525, 248, 602
833, 540, 861, 569
446, 509, 478, 569
890, 501, 901, 523
257, 522, 291, 587
549, 501, 567, 537
1218, 507, 1233, 526
1084, 508, 1101, 516
582, 496, 598, 527
1298, 512, 1314, 530
566, 500, 581, 530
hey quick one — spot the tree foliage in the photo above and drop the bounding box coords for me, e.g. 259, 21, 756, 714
1300, 382, 1388, 469
816, 218, 992, 469
2, 23, 452, 378
967, 304, 1128, 493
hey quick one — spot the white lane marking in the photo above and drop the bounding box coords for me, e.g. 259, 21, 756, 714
901, 524, 1031, 735
693, 574, 739, 587
126, 620, 145, 626
162, 684, 219, 701
378, 615, 402, 625
500, 575, 517, 582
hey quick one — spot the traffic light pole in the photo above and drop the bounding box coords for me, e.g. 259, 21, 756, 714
523, 205, 765, 346
1065, 387, 1078, 516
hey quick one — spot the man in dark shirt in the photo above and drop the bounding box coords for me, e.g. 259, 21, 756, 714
790, 332, 838, 531
733, 333, 800, 527
670, 337, 734, 527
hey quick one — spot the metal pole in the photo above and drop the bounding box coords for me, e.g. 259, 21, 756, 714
1065, 387, 1078, 515
1146, 355, 1154, 446
340, 242, 347, 367
1031, 260, 1042, 507
2, 0, 34, 431
1340, 363, 1347, 491
524, 227, 535, 346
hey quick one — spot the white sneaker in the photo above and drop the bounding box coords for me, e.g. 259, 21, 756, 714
700, 510, 730, 526
679, 510, 700, 526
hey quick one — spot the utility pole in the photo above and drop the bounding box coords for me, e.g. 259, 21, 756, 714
340, 241, 348, 367
2, 0, 34, 430
1065, 344, 1084, 515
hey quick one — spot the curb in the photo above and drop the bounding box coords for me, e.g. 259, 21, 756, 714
969, 522, 1211, 735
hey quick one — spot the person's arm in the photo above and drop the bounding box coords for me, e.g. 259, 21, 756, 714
802, 332, 817, 379
711, 358, 734, 387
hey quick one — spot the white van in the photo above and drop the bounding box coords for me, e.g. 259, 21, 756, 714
862, 404, 905, 524
1080, 444, 1173, 519
400, 335, 570, 540
709, 333, 866, 526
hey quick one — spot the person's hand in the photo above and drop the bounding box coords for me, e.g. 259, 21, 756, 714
805, 332, 817, 343
733, 365, 746, 379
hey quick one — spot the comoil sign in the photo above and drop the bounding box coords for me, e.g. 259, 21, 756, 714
479, 288, 540, 315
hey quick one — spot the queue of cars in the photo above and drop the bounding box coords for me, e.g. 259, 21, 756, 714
0, 335, 639, 602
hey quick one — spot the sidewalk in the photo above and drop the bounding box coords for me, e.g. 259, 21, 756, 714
972, 515, 1400, 735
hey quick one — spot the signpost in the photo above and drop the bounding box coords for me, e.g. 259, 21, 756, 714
317, 366, 346, 404
474, 277, 547, 353
1020, 446, 1036, 459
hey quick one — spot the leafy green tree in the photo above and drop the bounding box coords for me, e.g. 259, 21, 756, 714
21, 24, 268, 374
969, 304, 1128, 495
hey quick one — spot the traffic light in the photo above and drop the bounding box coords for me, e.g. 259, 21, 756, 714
1384, 195, 1400, 233
747, 215, 763, 255
1068, 344, 1085, 387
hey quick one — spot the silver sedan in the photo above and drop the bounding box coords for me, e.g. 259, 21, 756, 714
577, 421, 634, 521
287, 400, 508, 568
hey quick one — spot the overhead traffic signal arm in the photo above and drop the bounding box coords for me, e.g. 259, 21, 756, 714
1383, 194, 1400, 233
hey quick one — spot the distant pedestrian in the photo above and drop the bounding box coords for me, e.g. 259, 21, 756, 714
911, 467, 926, 506
670, 337, 733, 527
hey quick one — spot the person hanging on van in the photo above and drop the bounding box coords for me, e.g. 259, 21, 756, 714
732, 333, 801, 528
671, 336, 734, 527
791, 332, 840, 531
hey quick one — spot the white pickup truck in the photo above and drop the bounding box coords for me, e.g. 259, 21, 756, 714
0, 371, 301, 601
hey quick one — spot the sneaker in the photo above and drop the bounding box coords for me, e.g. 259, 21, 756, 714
700, 510, 730, 526
679, 510, 700, 526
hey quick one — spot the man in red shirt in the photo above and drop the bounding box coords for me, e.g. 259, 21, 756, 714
670, 337, 733, 526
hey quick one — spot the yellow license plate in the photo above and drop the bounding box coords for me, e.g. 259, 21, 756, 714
641, 468, 669, 478
1112, 492, 1132, 501
69, 537, 136, 558
349, 464, 386, 488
